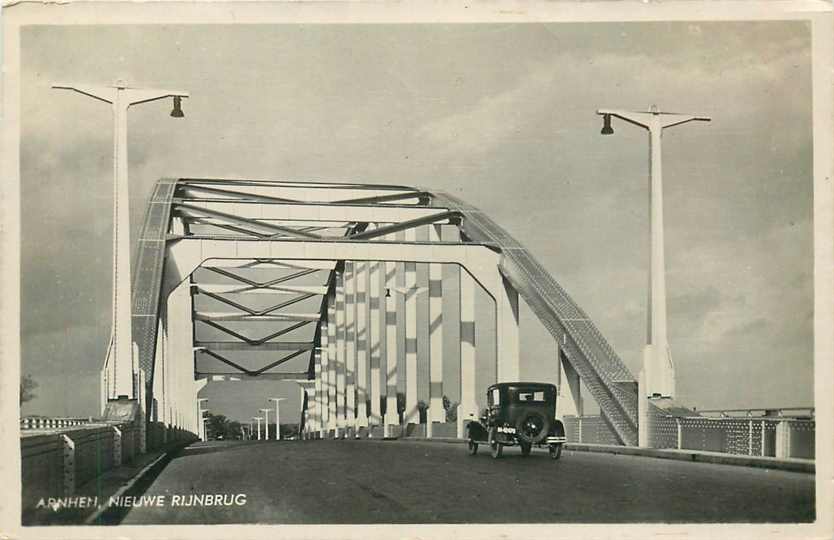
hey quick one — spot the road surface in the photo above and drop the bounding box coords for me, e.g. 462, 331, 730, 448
120, 439, 814, 524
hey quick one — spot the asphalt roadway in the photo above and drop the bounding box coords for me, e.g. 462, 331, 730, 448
119, 439, 814, 524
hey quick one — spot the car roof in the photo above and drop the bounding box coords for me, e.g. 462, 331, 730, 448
488, 382, 557, 391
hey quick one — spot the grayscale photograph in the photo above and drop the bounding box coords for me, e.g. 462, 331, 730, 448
2, 1, 831, 537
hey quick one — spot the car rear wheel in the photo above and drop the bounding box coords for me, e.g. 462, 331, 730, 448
549, 443, 562, 460
489, 428, 503, 459
467, 440, 478, 456
515, 412, 551, 444
520, 442, 532, 457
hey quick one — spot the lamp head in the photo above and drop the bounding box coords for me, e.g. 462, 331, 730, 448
170, 96, 185, 118
601, 114, 614, 135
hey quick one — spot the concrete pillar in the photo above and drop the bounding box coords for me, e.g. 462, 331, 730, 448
345, 262, 357, 436
638, 369, 648, 448
152, 303, 167, 436
776, 419, 792, 459
335, 269, 347, 437
495, 276, 520, 383
383, 244, 399, 436
327, 288, 339, 438
355, 261, 369, 433
442, 226, 461, 428
61, 434, 75, 497
310, 317, 327, 434
556, 349, 581, 418
428, 224, 444, 437
368, 255, 383, 431
416, 225, 431, 433
404, 227, 419, 426
168, 278, 196, 438
457, 271, 478, 438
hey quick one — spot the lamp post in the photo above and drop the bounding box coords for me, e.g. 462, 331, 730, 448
259, 408, 271, 441
597, 106, 710, 446
253, 416, 263, 441
196, 398, 208, 441
269, 398, 286, 441
52, 81, 189, 402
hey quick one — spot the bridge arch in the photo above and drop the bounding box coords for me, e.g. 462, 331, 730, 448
107, 178, 638, 445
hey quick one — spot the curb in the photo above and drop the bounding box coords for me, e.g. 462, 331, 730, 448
83, 442, 186, 525
380, 437, 815, 473
567, 443, 815, 474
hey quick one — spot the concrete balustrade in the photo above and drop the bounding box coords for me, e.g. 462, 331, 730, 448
20, 421, 197, 513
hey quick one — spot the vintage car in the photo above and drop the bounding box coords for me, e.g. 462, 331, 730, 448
465, 382, 566, 459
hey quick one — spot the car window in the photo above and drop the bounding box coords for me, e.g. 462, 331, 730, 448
490, 388, 500, 405
517, 390, 546, 402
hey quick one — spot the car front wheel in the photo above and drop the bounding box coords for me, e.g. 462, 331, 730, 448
467, 440, 479, 456
549, 443, 562, 460
489, 428, 503, 459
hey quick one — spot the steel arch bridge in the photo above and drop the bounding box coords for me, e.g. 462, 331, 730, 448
103, 178, 639, 446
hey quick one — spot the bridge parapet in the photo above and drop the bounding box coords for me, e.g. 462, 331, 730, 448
564, 410, 815, 460
20, 420, 197, 516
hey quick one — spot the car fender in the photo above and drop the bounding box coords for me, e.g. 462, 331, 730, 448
466, 420, 489, 441
551, 418, 566, 438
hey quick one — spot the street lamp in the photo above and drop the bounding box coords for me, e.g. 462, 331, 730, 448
259, 408, 271, 441
53, 81, 189, 402
596, 105, 710, 442
253, 416, 263, 441
196, 398, 208, 441
269, 398, 286, 441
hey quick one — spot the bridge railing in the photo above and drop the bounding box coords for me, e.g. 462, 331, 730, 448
20, 420, 195, 515
564, 410, 815, 460
20, 416, 94, 430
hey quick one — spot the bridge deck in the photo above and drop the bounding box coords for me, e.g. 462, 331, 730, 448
119, 440, 813, 524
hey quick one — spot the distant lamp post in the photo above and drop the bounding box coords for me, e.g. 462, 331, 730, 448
269, 398, 286, 441
196, 398, 208, 441
253, 416, 263, 441
52, 81, 189, 402
259, 408, 271, 441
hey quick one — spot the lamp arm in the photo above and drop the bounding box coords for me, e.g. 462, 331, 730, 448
127, 89, 190, 107
597, 109, 652, 130
661, 115, 711, 129
51, 84, 116, 104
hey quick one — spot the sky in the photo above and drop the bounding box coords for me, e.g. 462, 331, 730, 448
19, 21, 813, 422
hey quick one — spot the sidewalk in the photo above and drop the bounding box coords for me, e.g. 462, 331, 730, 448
394, 437, 815, 474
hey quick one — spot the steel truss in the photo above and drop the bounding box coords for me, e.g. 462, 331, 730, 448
126, 178, 639, 445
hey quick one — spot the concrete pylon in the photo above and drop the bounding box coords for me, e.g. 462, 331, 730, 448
319, 316, 330, 439
457, 271, 478, 438
404, 228, 419, 426
368, 254, 383, 432
345, 262, 357, 436
355, 261, 370, 434
327, 287, 339, 438
335, 269, 347, 438
383, 241, 399, 437
427, 225, 444, 437
555, 347, 582, 419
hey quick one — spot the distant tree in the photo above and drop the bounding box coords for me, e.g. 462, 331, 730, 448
227, 420, 242, 440
442, 395, 459, 423
397, 392, 405, 423
205, 412, 230, 439
20, 374, 38, 406
417, 400, 428, 424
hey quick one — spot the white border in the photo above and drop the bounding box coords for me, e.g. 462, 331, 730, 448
1, 2, 831, 539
